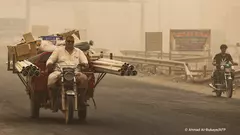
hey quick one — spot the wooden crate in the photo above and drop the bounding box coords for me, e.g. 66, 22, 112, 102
7, 46, 15, 71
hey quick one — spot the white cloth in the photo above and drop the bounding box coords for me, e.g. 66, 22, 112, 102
55, 39, 89, 46
39, 40, 57, 52
55, 40, 65, 46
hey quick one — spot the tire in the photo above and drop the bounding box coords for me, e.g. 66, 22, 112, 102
215, 85, 222, 97
78, 106, 87, 121
65, 95, 74, 124
226, 79, 233, 98
216, 91, 222, 97
30, 91, 40, 118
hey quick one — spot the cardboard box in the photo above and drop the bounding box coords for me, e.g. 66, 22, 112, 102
15, 43, 30, 57
29, 42, 37, 56
14, 41, 38, 61
16, 54, 31, 61
23, 32, 35, 43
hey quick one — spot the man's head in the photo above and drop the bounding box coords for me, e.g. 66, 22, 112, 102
220, 44, 228, 54
65, 35, 75, 50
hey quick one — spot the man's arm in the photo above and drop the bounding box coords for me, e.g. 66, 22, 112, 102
46, 48, 59, 71
228, 54, 238, 65
212, 54, 217, 66
79, 50, 88, 64
78, 50, 89, 68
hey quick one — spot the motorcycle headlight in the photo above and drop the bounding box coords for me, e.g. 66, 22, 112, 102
221, 65, 224, 70
64, 72, 74, 81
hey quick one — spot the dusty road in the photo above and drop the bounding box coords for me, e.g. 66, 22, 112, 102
1, 47, 240, 135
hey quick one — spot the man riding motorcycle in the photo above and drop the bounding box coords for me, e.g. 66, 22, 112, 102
210, 44, 238, 88
45, 35, 89, 112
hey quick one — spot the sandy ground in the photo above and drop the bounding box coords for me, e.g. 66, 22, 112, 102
126, 74, 240, 99
1, 46, 240, 135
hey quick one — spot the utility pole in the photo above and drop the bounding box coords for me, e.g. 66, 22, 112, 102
141, 1, 145, 51
26, 0, 30, 32
157, 0, 161, 32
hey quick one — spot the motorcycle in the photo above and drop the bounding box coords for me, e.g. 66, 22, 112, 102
13, 39, 104, 124
30, 63, 92, 124
209, 62, 237, 98
50, 64, 89, 124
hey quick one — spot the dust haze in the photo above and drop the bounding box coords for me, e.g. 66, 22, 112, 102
0, 0, 239, 54
2, 0, 240, 135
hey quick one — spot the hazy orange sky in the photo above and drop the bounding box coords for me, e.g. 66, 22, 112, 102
0, 0, 239, 54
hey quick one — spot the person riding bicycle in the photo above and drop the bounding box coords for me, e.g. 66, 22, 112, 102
210, 44, 238, 88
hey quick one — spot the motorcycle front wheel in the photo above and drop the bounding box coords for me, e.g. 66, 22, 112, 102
65, 95, 74, 124
215, 85, 222, 97
226, 80, 233, 98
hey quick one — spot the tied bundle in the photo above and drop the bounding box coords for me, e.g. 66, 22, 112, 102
15, 60, 40, 77
92, 58, 137, 76
89, 55, 100, 61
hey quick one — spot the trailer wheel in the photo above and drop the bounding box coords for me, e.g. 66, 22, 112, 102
30, 91, 40, 118
216, 91, 222, 97
78, 106, 87, 121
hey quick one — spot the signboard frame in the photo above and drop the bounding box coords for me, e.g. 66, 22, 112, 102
169, 29, 211, 74
170, 29, 211, 52
0, 18, 26, 38
145, 32, 163, 58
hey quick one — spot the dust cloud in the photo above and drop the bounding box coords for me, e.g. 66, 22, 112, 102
0, 0, 240, 55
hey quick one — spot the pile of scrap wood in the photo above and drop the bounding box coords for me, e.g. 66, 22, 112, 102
5, 32, 41, 76
7, 30, 138, 77
7, 32, 40, 64
92, 58, 137, 76
46, 29, 80, 40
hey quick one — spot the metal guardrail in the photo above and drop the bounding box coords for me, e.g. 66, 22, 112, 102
174, 56, 212, 62
108, 55, 185, 68
120, 50, 207, 58
103, 54, 194, 79
119, 50, 213, 71
102, 53, 240, 83
120, 50, 212, 65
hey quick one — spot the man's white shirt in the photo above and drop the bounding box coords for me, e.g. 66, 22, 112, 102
46, 46, 88, 68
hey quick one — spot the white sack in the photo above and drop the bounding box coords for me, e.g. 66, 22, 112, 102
56, 40, 65, 46
39, 40, 57, 52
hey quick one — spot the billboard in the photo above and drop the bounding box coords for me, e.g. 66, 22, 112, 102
32, 25, 49, 37
145, 32, 162, 51
0, 18, 26, 37
170, 29, 211, 51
